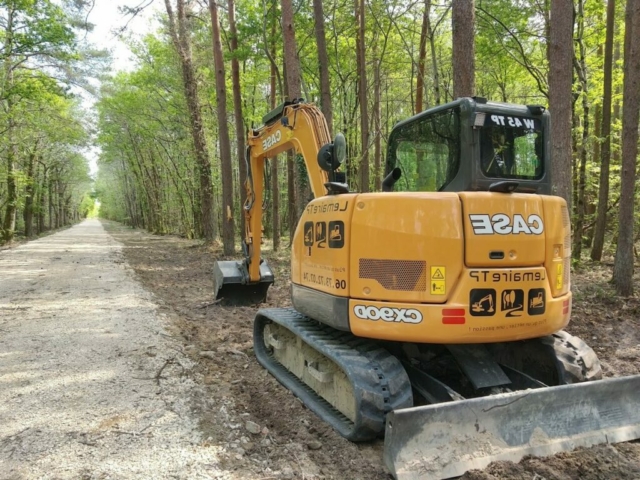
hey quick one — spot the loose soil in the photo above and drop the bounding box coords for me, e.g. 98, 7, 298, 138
104, 222, 640, 480
102, 221, 640, 479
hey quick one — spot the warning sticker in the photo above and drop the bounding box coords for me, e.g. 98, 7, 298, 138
430, 266, 446, 295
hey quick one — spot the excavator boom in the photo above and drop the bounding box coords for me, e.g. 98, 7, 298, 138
213, 101, 333, 305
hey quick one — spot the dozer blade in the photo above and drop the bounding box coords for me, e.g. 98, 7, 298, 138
383, 374, 640, 480
213, 260, 274, 306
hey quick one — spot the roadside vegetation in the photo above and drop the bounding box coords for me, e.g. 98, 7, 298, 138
92, 0, 640, 294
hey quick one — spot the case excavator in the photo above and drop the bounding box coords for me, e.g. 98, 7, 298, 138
213, 98, 640, 479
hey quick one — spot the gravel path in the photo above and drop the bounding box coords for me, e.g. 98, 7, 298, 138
0, 220, 225, 479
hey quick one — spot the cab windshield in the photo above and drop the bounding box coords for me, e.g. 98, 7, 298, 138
386, 107, 460, 192
479, 114, 543, 180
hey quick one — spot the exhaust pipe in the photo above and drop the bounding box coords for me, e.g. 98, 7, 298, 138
382, 167, 402, 192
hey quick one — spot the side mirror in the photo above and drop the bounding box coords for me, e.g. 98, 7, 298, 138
317, 133, 346, 172
333, 133, 346, 165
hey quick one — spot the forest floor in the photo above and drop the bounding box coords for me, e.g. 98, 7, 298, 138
0, 221, 640, 480
101, 220, 640, 480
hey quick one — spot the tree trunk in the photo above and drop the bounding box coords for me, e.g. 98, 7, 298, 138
55, 180, 61, 228
23, 152, 36, 238
209, 0, 235, 254
312, 0, 333, 135
37, 165, 47, 234
548, 0, 574, 208
571, 106, 578, 213
281, 54, 297, 243
287, 150, 295, 244
2, 114, 17, 242
591, 0, 616, 261
416, 0, 431, 113
2, 6, 16, 243
356, 0, 369, 192
428, 7, 441, 105
452, 0, 475, 98
279, 0, 301, 98
270, 41, 280, 251
227, 0, 247, 241
373, 41, 382, 191
612, 40, 621, 165
572, 0, 589, 261
586, 90, 601, 249
613, 0, 640, 296
164, 0, 216, 241
415, 0, 432, 190
48, 176, 54, 230
281, 0, 307, 219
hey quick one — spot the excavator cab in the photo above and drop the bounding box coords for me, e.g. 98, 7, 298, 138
383, 97, 549, 195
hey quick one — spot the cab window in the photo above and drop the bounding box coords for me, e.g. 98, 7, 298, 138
480, 115, 543, 180
387, 108, 460, 192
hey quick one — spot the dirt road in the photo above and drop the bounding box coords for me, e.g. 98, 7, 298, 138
2, 219, 639, 480
0, 220, 227, 479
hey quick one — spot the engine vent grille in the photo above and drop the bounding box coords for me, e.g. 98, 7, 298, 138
359, 259, 426, 291
561, 205, 570, 229
561, 205, 572, 253
561, 204, 571, 289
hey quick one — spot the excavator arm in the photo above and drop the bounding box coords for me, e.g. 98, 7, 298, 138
243, 101, 332, 283
213, 100, 344, 304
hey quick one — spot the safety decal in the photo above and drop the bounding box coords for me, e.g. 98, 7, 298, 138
470, 288, 496, 317
527, 288, 545, 315
328, 221, 344, 248
315, 221, 327, 248
501, 289, 524, 317
304, 221, 344, 249
304, 222, 314, 247
430, 266, 446, 295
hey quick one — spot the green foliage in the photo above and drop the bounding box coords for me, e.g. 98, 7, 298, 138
90, 0, 636, 273
79, 193, 97, 218
0, 0, 94, 241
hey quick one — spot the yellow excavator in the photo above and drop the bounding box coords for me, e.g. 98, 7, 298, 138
213, 98, 640, 479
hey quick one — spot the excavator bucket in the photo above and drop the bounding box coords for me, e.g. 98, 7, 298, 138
383, 374, 640, 480
213, 260, 274, 306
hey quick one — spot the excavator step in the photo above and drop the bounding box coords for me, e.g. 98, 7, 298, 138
383, 374, 640, 480
253, 308, 413, 441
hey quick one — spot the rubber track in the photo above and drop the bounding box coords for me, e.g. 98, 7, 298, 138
544, 330, 603, 383
253, 308, 413, 441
